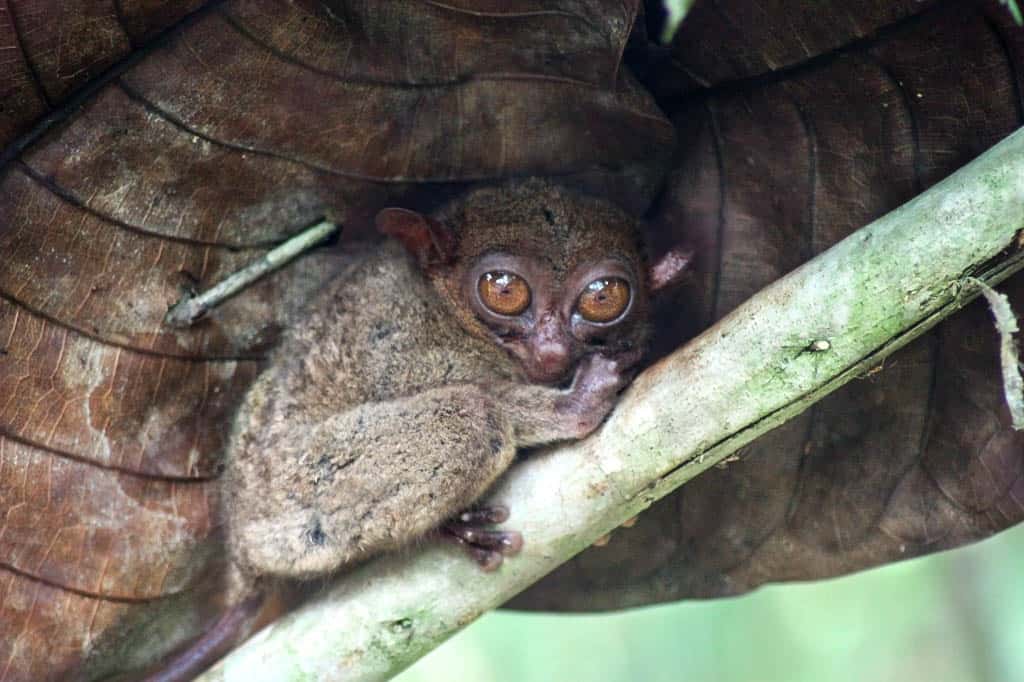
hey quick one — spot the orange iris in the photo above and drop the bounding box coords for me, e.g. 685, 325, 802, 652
577, 278, 630, 323
479, 271, 531, 316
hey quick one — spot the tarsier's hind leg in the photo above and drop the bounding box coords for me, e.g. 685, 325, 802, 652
227, 384, 521, 581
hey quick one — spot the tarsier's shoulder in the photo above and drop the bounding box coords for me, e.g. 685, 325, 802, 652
310, 241, 427, 327
282, 242, 428, 354
257, 240, 510, 415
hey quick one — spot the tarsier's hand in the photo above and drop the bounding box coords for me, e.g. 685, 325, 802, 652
557, 349, 643, 439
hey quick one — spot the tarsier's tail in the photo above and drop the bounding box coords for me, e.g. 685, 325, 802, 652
138, 593, 264, 682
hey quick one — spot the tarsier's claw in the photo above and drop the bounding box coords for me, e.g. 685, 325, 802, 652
457, 505, 510, 525
446, 526, 523, 554
475, 547, 505, 572
615, 348, 645, 371
442, 505, 522, 570
447, 535, 504, 570
497, 531, 523, 555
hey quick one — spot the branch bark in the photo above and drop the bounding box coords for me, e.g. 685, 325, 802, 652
197, 126, 1024, 681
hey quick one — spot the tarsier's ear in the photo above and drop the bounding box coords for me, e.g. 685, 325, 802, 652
648, 246, 693, 292
375, 208, 457, 268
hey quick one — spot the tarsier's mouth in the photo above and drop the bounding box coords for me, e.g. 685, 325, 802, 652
525, 365, 575, 387
521, 349, 591, 387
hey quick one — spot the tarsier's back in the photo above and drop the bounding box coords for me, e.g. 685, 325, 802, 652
262, 240, 520, 414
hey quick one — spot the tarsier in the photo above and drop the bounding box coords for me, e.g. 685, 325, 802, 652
149, 178, 689, 681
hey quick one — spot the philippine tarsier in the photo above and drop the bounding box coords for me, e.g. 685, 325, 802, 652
147, 178, 689, 681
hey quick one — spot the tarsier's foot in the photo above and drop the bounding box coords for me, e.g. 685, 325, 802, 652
442, 505, 523, 572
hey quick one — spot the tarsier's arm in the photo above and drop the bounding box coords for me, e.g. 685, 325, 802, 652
505, 351, 640, 447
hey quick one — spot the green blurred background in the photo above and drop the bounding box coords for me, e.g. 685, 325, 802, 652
398, 523, 1024, 682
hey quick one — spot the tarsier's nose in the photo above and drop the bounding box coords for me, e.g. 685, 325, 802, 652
528, 312, 573, 383
534, 342, 570, 377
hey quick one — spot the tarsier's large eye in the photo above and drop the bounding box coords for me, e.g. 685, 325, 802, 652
478, 271, 531, 316
577, 277, 631, 323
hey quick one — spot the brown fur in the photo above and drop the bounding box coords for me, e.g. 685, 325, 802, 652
223, 178, 682, 596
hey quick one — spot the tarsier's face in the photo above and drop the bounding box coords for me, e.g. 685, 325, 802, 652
375, 178, 676, 386
446, 179, 652, 385
464, 250, 643, 384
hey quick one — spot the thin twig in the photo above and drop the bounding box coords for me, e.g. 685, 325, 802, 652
163, 220, 339, 328
974, 279, 1024, 429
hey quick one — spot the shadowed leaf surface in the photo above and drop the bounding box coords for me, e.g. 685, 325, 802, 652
515, 0, 1024, 609
0, 1, 671, 679
0, 0, 1022, 679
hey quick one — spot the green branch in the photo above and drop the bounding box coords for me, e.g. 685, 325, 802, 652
1004, 0, 1023, 25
